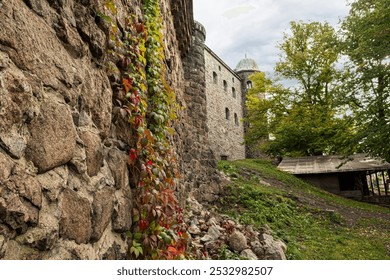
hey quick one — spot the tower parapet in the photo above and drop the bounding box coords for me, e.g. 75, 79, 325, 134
193, 21, 206, 42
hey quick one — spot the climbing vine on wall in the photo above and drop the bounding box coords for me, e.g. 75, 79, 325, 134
102, 0, 188, 259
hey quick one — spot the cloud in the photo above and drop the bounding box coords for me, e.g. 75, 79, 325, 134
193, 0, 349, 75
223, 5, 255, 19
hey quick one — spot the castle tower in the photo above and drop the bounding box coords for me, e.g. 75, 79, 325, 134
182, 21, 221, 202
235, 56, 260, 158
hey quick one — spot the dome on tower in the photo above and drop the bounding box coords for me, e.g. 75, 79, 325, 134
235, 55, 259, 71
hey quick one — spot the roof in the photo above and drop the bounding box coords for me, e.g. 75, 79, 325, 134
278, 154, 390, 175
235, 56, 259, 72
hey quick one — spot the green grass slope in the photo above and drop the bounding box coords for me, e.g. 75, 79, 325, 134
218, 159, 390, 260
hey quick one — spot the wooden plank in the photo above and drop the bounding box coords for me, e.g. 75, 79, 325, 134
375, 172, 381, 196
382, 171, 388, 196
369, 172, 375, 195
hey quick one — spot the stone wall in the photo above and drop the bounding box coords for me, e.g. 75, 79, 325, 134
0, 0, 195, 260
205, 47, 245, 160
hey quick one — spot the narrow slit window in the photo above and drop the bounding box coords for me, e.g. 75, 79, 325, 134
234, 113, 239, 126
225, 108, 230, 120
223, 80, 228, 92
213, 72, 218, 84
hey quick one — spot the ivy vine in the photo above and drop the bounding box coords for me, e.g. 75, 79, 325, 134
102, 0, 188, 259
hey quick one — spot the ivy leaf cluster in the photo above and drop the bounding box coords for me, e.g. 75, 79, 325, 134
102, 0, 188, 260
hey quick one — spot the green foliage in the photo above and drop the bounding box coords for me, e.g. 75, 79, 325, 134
276, 21, 340, 104
218, 160, 390, 259
245, 22, 356, 157
340, 0, 390, 161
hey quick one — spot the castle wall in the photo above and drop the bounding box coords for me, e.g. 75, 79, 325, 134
0, 0, 195, 260
204, 47, 246, 160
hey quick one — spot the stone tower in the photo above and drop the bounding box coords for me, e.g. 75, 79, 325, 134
235, 56, 260, 158
181, 21, 221, 203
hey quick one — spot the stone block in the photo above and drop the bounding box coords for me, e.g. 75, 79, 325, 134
112, 189, 132, 233
59, 189, 92, 244
26, 100, 76, 173
79, 130, 103, 177
11, 171, 42, 209
0, 152, 14, 181
107, 149, 129, 190
91, 187, 114, 242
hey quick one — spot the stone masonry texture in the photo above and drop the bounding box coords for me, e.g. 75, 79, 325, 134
0, 0, 259, 259
0, 0, 201, 259
205, 46, 246, 160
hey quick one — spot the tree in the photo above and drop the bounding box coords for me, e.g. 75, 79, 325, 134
340, 0, 390, 161
245, 21, 355, 157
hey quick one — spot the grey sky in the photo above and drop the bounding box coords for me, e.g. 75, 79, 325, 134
193, 0, 350, 75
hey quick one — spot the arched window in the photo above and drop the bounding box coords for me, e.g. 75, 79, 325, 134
225, 108, 230, 120
223, 80, 228, 92
232, 77, 235, 83
246, 80, 253, 89
213, 72, 218, 84
234, 113, 239, 126
232, 87, 236, 98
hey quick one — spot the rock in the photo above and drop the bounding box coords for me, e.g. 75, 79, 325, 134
59, 189, 92, 244
228, 230, 247, 252
102, 242, 127, 260
11, 171, 42, 208
207, 225, 221, 240
275, 240, 287, 253
207, 217, 218, 226
17, 227, 58, 251
3, 240, 42, 260
68, 143, 87, 174
79, 130, 103, 177
0, 235, 5, 258
46, 240, 96, 260
261, 237, 287, 260
26, 100, 76, 173
37, 166, 68, 202
188, 224, 201, 235
91, 187, 114, 242
259, 233, 273, 242
186, 196, 203, 215
250, 240, 264, 257
0, 183, 39, 234
200, 234, 213, 243
0, 152, 14, 181
107, 149, 129, 190
0, 127, 27, 159
112, 189, 132, 233
240, 249, 258, 260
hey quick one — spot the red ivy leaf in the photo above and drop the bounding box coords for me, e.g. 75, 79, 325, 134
129, 148, 138, 164
123, 78, 133, 93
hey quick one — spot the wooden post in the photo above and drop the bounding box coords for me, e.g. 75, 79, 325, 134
375, 172, 381, 196
382, 170, 388, 196
369, 172, 375, 195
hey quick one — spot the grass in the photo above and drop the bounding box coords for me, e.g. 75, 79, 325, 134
218, 159, 390, 260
